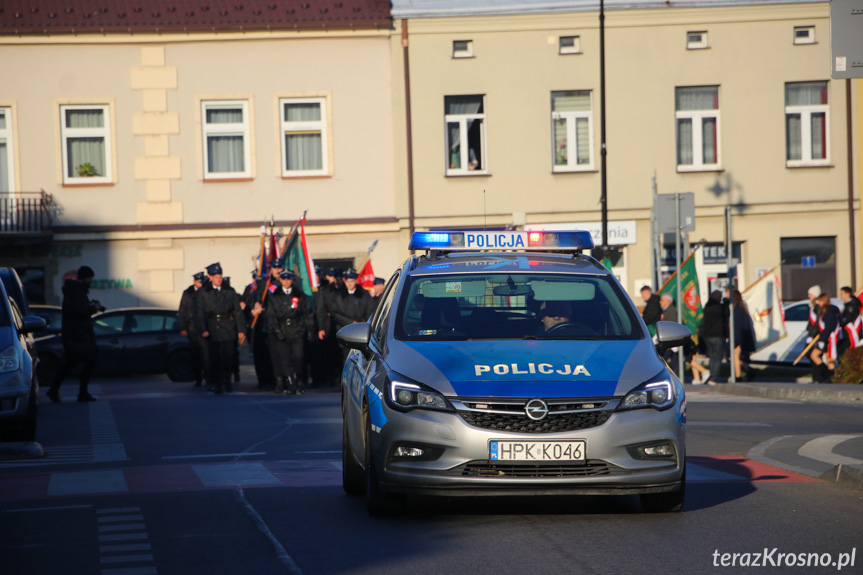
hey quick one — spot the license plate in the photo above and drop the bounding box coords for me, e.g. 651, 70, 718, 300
489, 440, 586, 462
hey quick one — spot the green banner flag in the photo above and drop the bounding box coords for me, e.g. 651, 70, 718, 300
657, 249, 703, 340
283, 230, 314, 308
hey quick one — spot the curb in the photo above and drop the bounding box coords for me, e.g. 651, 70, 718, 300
709, 382, 863, 406
0, 441, 44, 461
820, 464, 863, 491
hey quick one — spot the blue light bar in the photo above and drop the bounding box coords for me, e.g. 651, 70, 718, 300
409, 230, 595, 251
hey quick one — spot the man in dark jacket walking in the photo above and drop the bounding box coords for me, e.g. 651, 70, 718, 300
47, 265, 103, 402
178, 271, 209, 387
266, 270, 314, 394
640, 286, 662, 336
196, 263, 246, 394
332, 268, 375, 365
698, 290, 728, 384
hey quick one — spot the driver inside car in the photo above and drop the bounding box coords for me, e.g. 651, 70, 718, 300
538, 300, 573, 334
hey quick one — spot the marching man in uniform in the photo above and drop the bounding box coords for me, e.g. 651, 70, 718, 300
197, 262, 246, 394
266, 269, 314, 395
178, 271, 210, 387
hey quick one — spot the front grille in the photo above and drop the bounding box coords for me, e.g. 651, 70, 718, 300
462, 460, 623, 478
459, 409, 611, 433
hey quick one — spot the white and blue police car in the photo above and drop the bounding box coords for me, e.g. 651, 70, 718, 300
337, 230, 690, 515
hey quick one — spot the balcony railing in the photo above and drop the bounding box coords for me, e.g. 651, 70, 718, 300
0, 191, 55, 235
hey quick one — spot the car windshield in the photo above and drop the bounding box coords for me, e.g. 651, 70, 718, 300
395, 272, 642, 341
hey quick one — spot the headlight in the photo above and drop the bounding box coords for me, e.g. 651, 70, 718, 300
386, 378, 454, 413
0, 346, 20, 374
618, 371, 675, 411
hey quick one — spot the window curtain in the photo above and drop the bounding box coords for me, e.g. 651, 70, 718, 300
552, 92, 590, 166
677, 119, 693, 165
553, 118, 567, 166
206, 108, 244, 173
786, 114, 802, 160
66, 109, 105, 177
576, 118, 589, 164
676, 87, 718, 111
786, 82, 827, 106
811, 112, 826, 159
284, 103, 322, 170
702, 117, 717, 164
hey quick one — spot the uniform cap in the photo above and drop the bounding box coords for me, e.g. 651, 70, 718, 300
193, 272, 206, 281
206, 262, 223, 276
271, 258, 285, 269
343, 268, 358, 279
373, 277, 385, 285
279, 270, 295, 280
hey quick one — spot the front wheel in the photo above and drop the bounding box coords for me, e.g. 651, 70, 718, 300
166, 349, 194, 382
640, 466, 685, 513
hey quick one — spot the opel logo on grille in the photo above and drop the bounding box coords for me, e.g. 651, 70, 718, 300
525, 399, 549, 421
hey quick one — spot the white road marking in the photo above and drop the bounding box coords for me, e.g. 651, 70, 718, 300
3, 504, 93, 513
237, 487, 304, 575
162, 452, 267, 460
798, 434, 863, 467
688, 421, 772, 427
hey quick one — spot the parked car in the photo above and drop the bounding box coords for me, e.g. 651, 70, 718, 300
36, 308, 194, 383
30, 304, 62, 338
0, 280, 46, 441
0, 267, 31, 317
750, 298, 844, 365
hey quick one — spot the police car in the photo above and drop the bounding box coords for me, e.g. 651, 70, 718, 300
337, 230, 690, 515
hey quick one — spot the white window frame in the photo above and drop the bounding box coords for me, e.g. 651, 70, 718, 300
559, 36, 581, 55
551, 92, 594, 172
60, 104, 112, 185
444, 96, 487, 177
452, 40, 474, 59
201, 99, 251, 180
686, 31, 708, 50
675, 87, 721, 172
793, 26, 815, 45
785, 82, 830, 167
0, 107, 14, 193
279, 97, 329, 178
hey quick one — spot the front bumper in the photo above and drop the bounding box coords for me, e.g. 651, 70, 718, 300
370, 394, 685, 497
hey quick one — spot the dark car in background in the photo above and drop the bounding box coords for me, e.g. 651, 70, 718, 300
36, 308, 194, 384
0, 267, 31, 317
30, 304, 62, 338
0, 280, 46, 441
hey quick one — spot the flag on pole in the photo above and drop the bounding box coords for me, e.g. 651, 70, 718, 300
657, 248, 703, 338
741, 268, 787, 351
299, 217, 318, 291
283, 217, 317, 304
358, 259, 375, 291
255, 225, 268, 280
268, 224, 279, 266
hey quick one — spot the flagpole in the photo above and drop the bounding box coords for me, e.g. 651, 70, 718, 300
741, 262, 782, 294
355, 239, 379, 273
657, 246, 701, 294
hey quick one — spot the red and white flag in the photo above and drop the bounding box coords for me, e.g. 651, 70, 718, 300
358, 259, 375, 291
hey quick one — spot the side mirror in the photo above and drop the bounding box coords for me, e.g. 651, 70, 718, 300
654, 320, 691, 351
336, 322, 373, 358
21, 316, 48, 334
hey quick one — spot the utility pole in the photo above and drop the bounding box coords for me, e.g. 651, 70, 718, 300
598, 0, 608, 260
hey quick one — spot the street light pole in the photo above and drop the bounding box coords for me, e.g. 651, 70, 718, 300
599, 0, 608, 258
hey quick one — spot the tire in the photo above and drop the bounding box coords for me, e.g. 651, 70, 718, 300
5, 387, 38, 442
640, 466, 685, 513
342, 393, 364, 495
363, 404, 402, 516
166, 349, 194, 382
36, 355, 60, 389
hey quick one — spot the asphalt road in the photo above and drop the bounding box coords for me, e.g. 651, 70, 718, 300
1, 370, 861, 575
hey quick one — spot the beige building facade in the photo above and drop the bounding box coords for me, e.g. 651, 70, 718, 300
0, 17, 400, 308
390, 0, 861, 304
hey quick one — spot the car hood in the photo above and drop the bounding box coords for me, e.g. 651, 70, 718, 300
386, 338, 665, 398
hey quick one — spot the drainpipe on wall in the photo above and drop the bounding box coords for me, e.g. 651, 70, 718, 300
846, 79, 857, 286
402, 19, 416, 251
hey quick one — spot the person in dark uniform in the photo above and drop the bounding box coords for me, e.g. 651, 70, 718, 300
266, 270, 315, 395
178, 271, 210, 387
332, 268, 375, 365
838, 286, 862, 359
47, 265, 103, 403
810, 293, 841, 383
369, 277, 386, 311
249, 261, 284, 389
196, 263, 246, 394
316, 268, 343, 387
640, 285, 662, 335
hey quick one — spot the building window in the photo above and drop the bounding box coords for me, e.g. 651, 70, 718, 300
280, 97, 328, 177
60, 104, 112, 184
793, 26, 815, 45
675, 86, 720, 170
0, 107, 13, 192
551, 91, 593, 171
453, 40, 473, 58
559, 36, 581, 55
687, 31, 708, 50
445, 95, 486, 176
785, 81, 829, 166
202, 100, 251, 179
